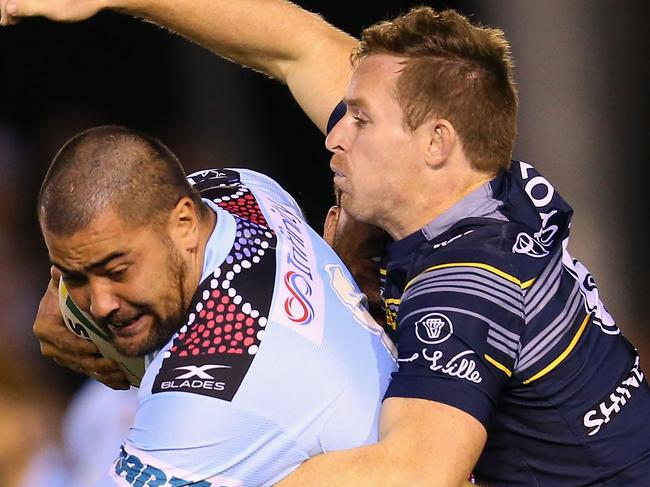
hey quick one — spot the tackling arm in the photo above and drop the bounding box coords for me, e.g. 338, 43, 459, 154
1, 0, 356, 132
276, 396, 486, 486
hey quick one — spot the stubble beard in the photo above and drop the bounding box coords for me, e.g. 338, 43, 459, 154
110, 245, 189, 358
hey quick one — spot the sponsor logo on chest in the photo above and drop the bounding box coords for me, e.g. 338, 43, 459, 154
260, 194, 325, 345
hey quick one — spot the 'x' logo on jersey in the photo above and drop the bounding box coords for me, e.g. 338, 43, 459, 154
174, 364, 231, 380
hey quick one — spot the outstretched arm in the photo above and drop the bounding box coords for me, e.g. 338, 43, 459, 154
1, 0, 356, 132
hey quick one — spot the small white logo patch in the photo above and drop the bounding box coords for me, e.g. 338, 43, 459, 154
174, 364, 231, 380
415, 313, 453, 344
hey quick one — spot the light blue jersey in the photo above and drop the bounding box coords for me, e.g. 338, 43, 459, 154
100, 169, 396, 486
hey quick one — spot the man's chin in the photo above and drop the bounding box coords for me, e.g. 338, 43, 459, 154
111, 327, 172, 357
111, 336, 159, 357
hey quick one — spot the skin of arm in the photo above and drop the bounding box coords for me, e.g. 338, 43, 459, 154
0, 0, 357, 133
277, 397, 485, 486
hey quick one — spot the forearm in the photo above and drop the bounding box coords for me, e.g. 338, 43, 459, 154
109, 0, 357, 130
112, 0, 339, 77
276, 442, 476, 487
276, 397, 485, 486
277, 442, 404, 486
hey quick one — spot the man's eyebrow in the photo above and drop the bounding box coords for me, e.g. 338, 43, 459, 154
52, 251, 126, 275
343, 97, 369, 110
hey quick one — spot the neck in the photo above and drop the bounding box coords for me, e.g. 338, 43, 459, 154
197, 206, 217, 280
385, 171, 495, 241
185, 206, 217, 304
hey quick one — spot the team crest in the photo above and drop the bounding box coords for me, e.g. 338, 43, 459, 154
415, 313, 453, 344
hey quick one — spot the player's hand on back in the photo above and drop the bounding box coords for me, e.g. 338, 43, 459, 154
0, 0, 105, 26
34, 266, 131, 390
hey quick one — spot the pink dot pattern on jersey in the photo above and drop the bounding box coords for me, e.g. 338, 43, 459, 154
215, 187, 268, 227
168, 185, 275, 360
172, 288, 260, 357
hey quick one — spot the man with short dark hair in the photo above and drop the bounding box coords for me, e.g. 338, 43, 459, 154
6, 1, 650, 485
38, 124, 397, 485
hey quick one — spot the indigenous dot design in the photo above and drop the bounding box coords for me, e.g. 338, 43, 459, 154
186, 168, 270, 227
214, 187, 269, 228
170, 284, 264, 358
153, 168, 278, 401
168, 218, 275, 358
167, 172, 276, 360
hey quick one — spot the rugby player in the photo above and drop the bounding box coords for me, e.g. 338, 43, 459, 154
6, 1, 650, 484
37, 125, 397, 485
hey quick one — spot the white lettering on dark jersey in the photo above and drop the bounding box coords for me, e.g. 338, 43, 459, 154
562, 251, 619, 335
422, 349, 483, 383
513, 162, 560, 258
583, 356, 644, 436
161, 380, 227, 391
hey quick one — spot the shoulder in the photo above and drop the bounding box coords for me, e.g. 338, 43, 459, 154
407, 218, 541, 296
187, 167, 304, 222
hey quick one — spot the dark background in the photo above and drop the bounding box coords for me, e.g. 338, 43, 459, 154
0, 1, 648, 476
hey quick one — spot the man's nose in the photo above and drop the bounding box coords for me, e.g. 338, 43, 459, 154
325, 117, 347, 154
88, 278, 120, 320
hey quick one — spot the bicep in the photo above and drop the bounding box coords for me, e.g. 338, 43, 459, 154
380, 396, 486, 486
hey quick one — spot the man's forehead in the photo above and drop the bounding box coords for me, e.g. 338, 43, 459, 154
347, 54, 406, 104
44, 210, 138, 268
353, 54, 407, 80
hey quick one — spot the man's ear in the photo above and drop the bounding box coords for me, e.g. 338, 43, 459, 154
323, 205, 341, 246
425, 119, 456, 169
169, 197, 200, 251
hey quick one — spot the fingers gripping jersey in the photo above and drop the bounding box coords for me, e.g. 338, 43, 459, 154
100, 169, 397, 487
382, 161, 650, 485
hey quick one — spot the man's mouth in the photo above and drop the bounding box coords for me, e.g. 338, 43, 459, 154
108, 313, 147, 336
330, 155, 347, 179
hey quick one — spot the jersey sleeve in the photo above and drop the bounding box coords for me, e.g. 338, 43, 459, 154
385, 259, 525, 427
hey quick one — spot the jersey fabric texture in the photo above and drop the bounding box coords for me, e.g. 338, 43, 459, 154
380, 160, 650, 486
99, 168, 397, 487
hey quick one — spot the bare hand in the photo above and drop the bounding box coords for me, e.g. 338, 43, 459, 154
33, 267, 130, 389
0, 0, 107, 26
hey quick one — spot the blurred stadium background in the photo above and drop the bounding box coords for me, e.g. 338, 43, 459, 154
0, 1, 648, 484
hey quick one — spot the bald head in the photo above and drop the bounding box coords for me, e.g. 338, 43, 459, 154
38, 125, 205, 236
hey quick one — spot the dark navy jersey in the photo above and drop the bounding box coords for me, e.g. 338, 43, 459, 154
379, 160, 650, 485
